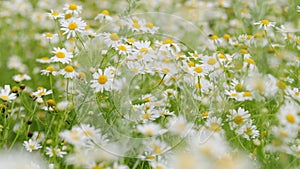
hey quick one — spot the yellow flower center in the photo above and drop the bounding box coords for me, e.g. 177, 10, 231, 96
51, 11, 59, 16
127, 38, 135, 44
231, 93, 237, 97
45, 33, 53, 38
118, 45, 127, 51
276, 81, 286, 90
243, 91, 252, 97
65, 13, 72, 19
233, 115, 243, 125
194, 67, 203, 73
154, 147, 163, 154
83, 130, 93, 137
101, 10, 109, 15
133, 22, 141, 29
38, 91, 46, 97
239, 49, 248, 54
223, 34, 230, 40
209, 35, 218, 40
209, 123, 221, 131
68, 22, 78, 30
69, 3, 77, 10
110, 33, 119, 41
29, 145, 35, 150
163, 38, 173, 44
41, 57, 49, 60
98, 75, 107, 84
146, 22, 154, 29
245, 58, 255, 64
286, 114, 295, 123
1, 96, 8, 101
64, 66, 74, 72
188, 61, 195, 67
142, 113, 152, 119
261, 20, 269, 25
161, 68, 170, 74
145, 129, 153, 135
46, 66, 55, 72
56, 52, 65, 58
218, 54, 226, 59
245, 127, 253, 136
92, 165, 102, 169
235, 84, 243, 92
295, 92, 299, 96
207, 58, 217, 65
140, 48, 149, 53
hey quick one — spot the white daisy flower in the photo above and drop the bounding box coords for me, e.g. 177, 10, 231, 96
46, 146, 67, 158
23, 139, 42, 152
278, 101, 300, 128
47, 9, 63, 20
90, 68, 114, 93
236, 120, 259, 140
59, 126, 88, 146
51, 47, 73, 64
12, 73, 31, 82
42, 32, 59, 43
32, 87, 52, 98
253, 19, 276, 30
227, 107, 251, 130
59, 65, 79, 79
62, 3, 82, 16
95, 10, 113, 22
36, 57, 52, 64
167, 115, 193, 137
137, 123, 166, 136
60, 17, 87, 39
115, 43, 132, 55
100, 32, 122, 47
40, 65, 58, 76
0, 85, 17, 102
205, 116, 223, 132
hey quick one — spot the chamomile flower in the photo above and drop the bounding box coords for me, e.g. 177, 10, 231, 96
236, 120, 259, 140
59, 126, 88, 146
51, 47, 73, 64
42, 32, 59, 43
297, 5, 300, 12
115, 43, 132, 55
227, 107, 251, 130
137, 123, 166, 136
36, 57, 52, 64
47, 9, 63, 20
12, 73, 31, 82
0, 85, 17, 102
79, 124, 101, 140
287, 87, 300, 101
63, 3, 82, 16
95, 10, 113, 22
100, 32, 122, 47
60, 17, 87, 39
46, 146, 67, 158
40, 65, 58, 76
205, 116, 223, 132
31, 87, 52, 103
90, 68, 114, 93
278, 101, 300, 127
253, 19, 276, 30
167, 115, 193, 137
59, 65, 79, 79
23, 139, 42, 152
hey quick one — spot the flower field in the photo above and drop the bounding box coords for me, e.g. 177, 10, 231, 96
0, 0, 300, 168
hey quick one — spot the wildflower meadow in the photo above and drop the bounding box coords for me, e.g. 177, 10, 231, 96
0, 0, 300, 168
